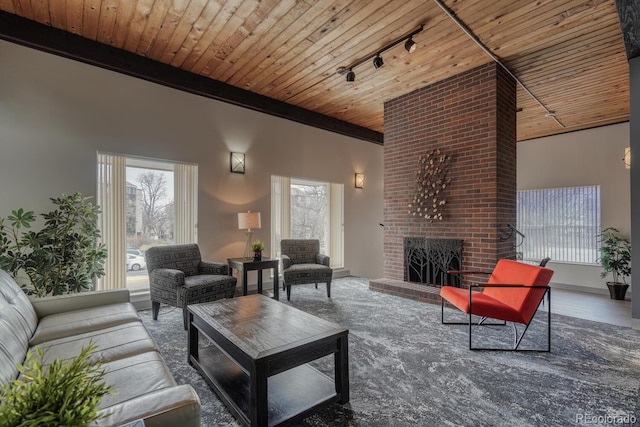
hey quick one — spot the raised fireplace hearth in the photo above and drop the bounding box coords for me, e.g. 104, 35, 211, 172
404, 237, 463, 287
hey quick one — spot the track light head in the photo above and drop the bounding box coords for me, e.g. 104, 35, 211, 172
346, 70, 355, 82
373, 55, 384, 69
405, 37, 417, 53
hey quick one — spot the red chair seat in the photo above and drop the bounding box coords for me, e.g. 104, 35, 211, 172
440, 286, 529, 324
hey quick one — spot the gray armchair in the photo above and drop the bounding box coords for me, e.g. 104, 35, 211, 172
280, 239, 333, 301
145, 244, 237, 329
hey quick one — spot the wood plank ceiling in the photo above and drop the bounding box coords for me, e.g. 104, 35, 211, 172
0, 0, 629, 142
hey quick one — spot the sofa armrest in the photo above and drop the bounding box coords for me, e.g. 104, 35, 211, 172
316, 253, 330, 267
96, 384, 200, 427
30, 289, 130, 319
199, 261, 228, 275
151, 268, 185, 286
281, 254, 291, 269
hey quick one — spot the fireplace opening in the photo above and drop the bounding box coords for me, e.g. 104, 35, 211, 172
404, 237, 463, 287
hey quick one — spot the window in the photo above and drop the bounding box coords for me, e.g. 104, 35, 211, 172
291, 179, 330, 253
97, 153, 197, 292
271, 176, 344, 268
516, 186, 601, 264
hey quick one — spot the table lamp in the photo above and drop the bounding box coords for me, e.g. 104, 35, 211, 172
238, 211, 261, 258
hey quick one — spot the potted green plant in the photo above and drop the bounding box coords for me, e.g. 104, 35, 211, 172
250, 239, 266, 260
0, 343, 113, 426
598, 227, 631, 300
0, 192, 108, 297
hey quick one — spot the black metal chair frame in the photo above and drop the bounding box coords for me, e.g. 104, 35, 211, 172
441, 283, 551, 352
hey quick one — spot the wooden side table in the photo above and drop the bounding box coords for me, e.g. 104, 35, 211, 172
228, 257, 279, 300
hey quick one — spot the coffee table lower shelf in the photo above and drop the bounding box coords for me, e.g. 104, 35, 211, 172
192, 346, 339, 427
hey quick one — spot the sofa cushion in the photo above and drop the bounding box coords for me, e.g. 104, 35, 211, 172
0, 270, 38, 386
29, 303, 141, 346
96, 385, 201, 427
34, 321, 158, 366
98, 351, 178, 410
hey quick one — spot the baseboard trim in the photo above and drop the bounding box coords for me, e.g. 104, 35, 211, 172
550, 281, 632, 297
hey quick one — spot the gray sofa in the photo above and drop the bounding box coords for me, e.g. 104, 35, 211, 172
0, 269, 200, 427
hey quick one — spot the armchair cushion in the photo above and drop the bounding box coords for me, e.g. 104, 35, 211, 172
199, 261, 229, 275
281, 239, 322, 264
283, 263, 333, 286
178, 274, 236, 306
145, 244, 202, 277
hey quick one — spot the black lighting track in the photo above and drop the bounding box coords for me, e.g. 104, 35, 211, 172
0, 10, 383, 145
337, 24, 424, 79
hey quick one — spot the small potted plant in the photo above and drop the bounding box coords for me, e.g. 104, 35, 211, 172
251, 240, 266, 260
0, 343, 113, 425
598, 227, 631, 300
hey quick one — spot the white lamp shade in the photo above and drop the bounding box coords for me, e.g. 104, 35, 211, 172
238, 212, 261, 230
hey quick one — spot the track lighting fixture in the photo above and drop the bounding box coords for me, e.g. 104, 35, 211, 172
405, 37, 417, 53
337, 24, 423, 81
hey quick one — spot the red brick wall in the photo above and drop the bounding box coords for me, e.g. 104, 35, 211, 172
382, 62, 516, 281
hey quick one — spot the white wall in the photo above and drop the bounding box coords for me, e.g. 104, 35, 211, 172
518, 122, 631, 292
0, 40, 384, 280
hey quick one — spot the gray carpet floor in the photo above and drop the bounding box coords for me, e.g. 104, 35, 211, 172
138, 277, 640, 426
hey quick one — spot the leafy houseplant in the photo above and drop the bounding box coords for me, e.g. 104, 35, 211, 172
0, 343, 113, 427
598, 227, 631, 300
0, 193, 107, 297
251, 240, 266, 260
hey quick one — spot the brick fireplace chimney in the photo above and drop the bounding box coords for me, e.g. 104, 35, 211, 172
381, 61, 517, 282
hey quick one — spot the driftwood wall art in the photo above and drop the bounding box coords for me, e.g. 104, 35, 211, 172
407, 149, 452, 222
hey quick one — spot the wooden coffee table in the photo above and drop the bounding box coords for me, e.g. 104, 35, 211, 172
187, 294, 349, 427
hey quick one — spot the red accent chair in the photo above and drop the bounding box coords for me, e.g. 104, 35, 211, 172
440, 259, 554, 351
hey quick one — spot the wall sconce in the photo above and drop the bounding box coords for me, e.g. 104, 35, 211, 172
355, 173, 365, 189
230, 152, 245, 174
624, 147, 631, 169
238, 211, 261, 258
